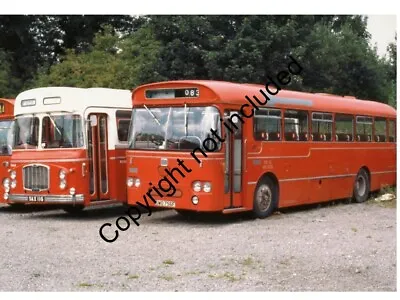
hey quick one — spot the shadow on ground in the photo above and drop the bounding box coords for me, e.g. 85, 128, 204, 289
9, 197, 360, 224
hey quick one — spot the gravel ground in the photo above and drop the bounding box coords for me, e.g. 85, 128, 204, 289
0, 199, 396, 291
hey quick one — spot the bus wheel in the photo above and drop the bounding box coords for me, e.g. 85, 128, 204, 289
253, 177, 277, 218
353, 169, 370, 203
63, 205, 85, 215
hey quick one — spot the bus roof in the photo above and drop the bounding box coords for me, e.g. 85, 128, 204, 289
15, 87, 131, 115
0, 98, 15, 105
133, 80, 396, 118
0, 98, 15, 118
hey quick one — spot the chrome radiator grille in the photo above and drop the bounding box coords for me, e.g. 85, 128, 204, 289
23, 165, 49, 191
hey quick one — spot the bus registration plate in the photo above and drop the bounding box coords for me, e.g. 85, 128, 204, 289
155, 200, 175, 208
27, 196, 45, 202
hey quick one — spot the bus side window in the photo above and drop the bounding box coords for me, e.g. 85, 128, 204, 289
374, 117, 387, 142
388, 119, 396, 142
254, 109, 281, 141
355, 116, 373, 142
311, 112, 333, 141
284, 110, 308, 141
335, 114, 353, 142
116, 110, 132, 142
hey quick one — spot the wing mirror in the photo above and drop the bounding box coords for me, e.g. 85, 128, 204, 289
89, 115, 98, 127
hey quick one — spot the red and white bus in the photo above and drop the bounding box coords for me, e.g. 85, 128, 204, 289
0, 98, 15, 204
125, 80, 396, 218
4, 87, 132, 213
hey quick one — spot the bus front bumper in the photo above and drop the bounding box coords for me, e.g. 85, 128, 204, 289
7, 194, 85, 205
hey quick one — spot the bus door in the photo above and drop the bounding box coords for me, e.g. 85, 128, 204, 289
223, 110, 244, 209
87, 113, 109, 201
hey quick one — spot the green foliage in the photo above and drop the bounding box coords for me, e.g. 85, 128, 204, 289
0, 49, 21, 97
386, 35, 397, 108
34, 25, 162, 89
298, 23, 391, 101
0, 15, 397, 105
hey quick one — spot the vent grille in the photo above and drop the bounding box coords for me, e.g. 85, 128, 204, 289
23, 165, 49, 191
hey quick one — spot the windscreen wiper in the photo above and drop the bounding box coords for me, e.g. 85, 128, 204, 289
143, 105, 161, 126
45, 113, 62, 136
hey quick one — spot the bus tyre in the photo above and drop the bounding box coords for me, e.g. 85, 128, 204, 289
63, 205, 85, 215
253, 177, 277, 219
353, 169, 370, 203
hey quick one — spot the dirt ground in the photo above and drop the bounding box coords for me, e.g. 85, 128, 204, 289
0, 198, 396, 291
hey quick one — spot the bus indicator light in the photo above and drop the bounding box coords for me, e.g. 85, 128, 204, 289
191, 196, 199, 205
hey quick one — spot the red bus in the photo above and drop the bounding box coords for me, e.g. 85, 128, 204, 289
125, 81, 396, 218
4, 87, 132, 213
0, 98, 15, 204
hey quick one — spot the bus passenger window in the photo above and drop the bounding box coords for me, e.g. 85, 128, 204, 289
116, 110, 132, 142
117, 120, 130, 141
284, 110, 308, 141
374, 117, 387, 142
254, 109, 281, 141
335, 114, 353, 141
355, 116, 373, 142
311, 112, 333, 141
389, 120, 396, 142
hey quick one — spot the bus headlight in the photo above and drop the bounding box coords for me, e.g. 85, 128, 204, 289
127, 177, 134, 187
69, 188, 76, 195
3, 178, 10, 189
10, 171, 16, 180
192, 181, 202, 192
134, 178, 141, 188
11, 180, 17, 189
59, 170, 66, 180
60, 180, 66, 190
203, 182, 212, 193
3, 193, 9, 200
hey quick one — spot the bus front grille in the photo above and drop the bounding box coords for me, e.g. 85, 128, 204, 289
23, 165, 49, 191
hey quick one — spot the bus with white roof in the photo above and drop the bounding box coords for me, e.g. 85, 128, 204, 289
3, 87, 132, 213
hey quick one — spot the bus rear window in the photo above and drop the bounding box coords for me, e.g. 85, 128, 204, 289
254, 109, 281, 141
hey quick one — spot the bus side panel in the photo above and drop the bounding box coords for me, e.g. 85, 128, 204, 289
108, 148, 127, 202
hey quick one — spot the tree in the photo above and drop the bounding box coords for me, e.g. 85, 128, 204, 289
386, 34, 397, 108
33, 25, 162, 89
0, 15, 137, 95
0, 49, 15, 97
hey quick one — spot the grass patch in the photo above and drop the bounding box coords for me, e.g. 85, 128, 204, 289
351, 227, 358, 232
185, 270, 205, 275
159, 274, 174, 281
163, 259, 175, 265
128, 274, 139, 279
78, 282, 94, 287
208, 272, 242, 282
367, 185, 396, 208
240, 257, 254, 266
